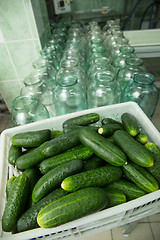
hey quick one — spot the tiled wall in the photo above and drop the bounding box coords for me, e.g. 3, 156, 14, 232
0, 0, 51, 111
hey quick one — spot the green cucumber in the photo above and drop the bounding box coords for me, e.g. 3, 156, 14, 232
6, 176, 16, 199
122, 162, 159, 193
98, 123, 123, 137
107, 179, 146, 201
121, 112, 140, 137
17, 188, 67, 232
61, 164, 122, 192
135, 133, 148, 144
102, 187, 126, 207
79, 128, 127, 166
63, 125, 99, 134
11, 129, 51, 148
32, 159, 83, 203
62, 113, 100, 128
2, 173, 30, 232
39, 145, 93, 174
113, 130, 154, 167
15, 141, 48, 170
102, 117, 122, 125
83, 156, 106, 171
37, 187, 108, 228
8, 145, 22, 165
145, 142, 160, 185
41, 130, 80, 158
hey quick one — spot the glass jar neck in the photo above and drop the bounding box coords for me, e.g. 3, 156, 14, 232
23, 70, 44, 86
133, 73, 155, 85
120, 46, 135, 54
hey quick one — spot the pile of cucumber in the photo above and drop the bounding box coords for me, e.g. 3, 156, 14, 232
2, 112, 160, 233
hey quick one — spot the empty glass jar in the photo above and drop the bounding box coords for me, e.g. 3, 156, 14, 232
117, 57, 146, 91
10, 95, 49, 127
121, 72, 159, 119
53, 75, 87, 116
87, 71, 121, 108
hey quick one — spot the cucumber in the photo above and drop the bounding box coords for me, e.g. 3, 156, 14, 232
102, 187, 126, 207
50, 130, 63, 139
41, 130, 80, 158
98, 123, 123, 137
107, 179, 146, 201
135, 133, 148, 144
79, 128, 127, 166
62, 113, 100, 128
61, 164, 122, 192
63, 125, 99, 134
11, 129, 51, 148
2, 173, 30, 232
8, 145, 22, 165
37, 187, 108, 228
6, 176, 16, 199
15, 141, 48, 170
39, 145, 93, 174
121, 113, 140, 137
145, 142, 160, 185
102, 117, 122, 125
113, 130, 154, 167
32, 159, 83, 203
122, 162, 159, 193
83, 156, 106, 171
17, 188, 67, 232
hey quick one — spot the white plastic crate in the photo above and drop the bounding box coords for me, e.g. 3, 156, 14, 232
0, 102, 160, 240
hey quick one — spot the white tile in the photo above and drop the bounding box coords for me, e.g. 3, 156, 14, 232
150, 222, 160, 240
139, 217, 149, 223
112, 223, 154, 240
148, 213, 160, 222
80, 229, 112, 240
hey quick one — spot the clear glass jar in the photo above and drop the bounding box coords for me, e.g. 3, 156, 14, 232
111, 46, 136, 74
117, 57, 146, 91
87, 71, 121, 108
56, 58, 88, 89
53, 75, 87, 116
109, 37, 129, 59
20, 69, 56, 117
10, 95, 50, 126
121, 73, 159, 119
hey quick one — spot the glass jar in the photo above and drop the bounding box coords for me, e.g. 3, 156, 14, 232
111, 46, 136, 74
53, 75, 87, 116
87, 71, 121, 108
10, 95, 50, 127
117, 57, 146, 91
121, 72, 159, 119
57, 58, 88, 89
20, 69, 56, 117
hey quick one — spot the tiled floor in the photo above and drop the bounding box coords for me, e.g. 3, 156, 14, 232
0, 58, 160, 239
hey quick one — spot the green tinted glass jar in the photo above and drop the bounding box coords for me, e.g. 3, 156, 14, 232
87, 71, 121, 108
10, 95, 49, 126
117, 57, 146, 91
121, 72, 159, 119
53, 76, 87, 116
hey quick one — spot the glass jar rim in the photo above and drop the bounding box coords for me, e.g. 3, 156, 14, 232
126, 57, 143, 66
61, 58, 78, 68
133, 72, 155, 85
95, 71, 115, 82
12, 95, 37, 110
58, 75, 78, 87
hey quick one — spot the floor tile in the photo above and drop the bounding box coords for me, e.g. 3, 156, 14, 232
112, 223, 154, 240
150, 222, 160, 240
81, 229, 112, 240
148, 213, 160, 222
